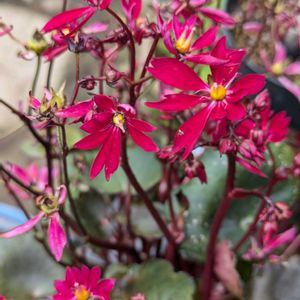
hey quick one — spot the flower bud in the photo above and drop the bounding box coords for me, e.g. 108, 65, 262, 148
253, 89, 270, 111
81, 76, 96, 90
250, 129, 265, 147
27, 30, 47, 54
274, 166, 289, 181
105, 67, 122, 86
239, 139, 256, 160
219, 138, 236, 154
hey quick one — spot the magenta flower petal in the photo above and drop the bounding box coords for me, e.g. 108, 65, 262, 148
210, 103, 227, 120
231, 74, 265, 96
48, 213, 67, 262
172, 16, 183, 40
83, 21, 108, 34
268, 111, 290, 142
226, 88, 248, 103
80, 114, 111, 133
128, 124, 159, 152
89, 128, 114, 179
185, 53, 228, 65
0, 212, 44, 238
236, 157, 267, 178
99, 0, 112, 10
199, 7, 235, 26
128, 118, 157, 132
104, 128, 122, 181
210, 37, 245, 83
56, 100, 94, 118
94, 278, 116, 295
56, 185, 67, 205
278, 76, 300, 101
75, 130, 110, 150
284, 62, 300, 76
43, 45, 68, 61
274, 42, 286, 64
191, 26, 218, 51
6, 163, 31, 186
243, 21, 262, 33
226, 103, 246, 121
121, 0, 142, 19
30, 96, 42, 110
89, 266, 101, 289
41, 7, 96, 33
146, 94, 204, 112
262, 227, 297, 255
148, 58, 208, 91
173, 104, 214, 159
53, 265, 115, 300
162, 30, 176, 54
94, 95, 116, 111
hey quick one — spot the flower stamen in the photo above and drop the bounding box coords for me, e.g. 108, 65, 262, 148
75, 286, 90, 300
175, 27, 194, 54
210, 83, 226, 101
112, 112, 126, 133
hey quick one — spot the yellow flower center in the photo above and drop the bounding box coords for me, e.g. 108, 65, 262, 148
62, 28, 71, 36
175, 27, 194, 54
210, 84, 226, 101
112, 112, 125, 133
75, 286, 90, 300
36, 195, 59, 215
271, 62, 284, 75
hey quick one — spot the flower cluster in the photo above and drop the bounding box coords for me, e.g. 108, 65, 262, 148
0, 0, 299, 299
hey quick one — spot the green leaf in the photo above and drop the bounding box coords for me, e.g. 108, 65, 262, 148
130, 204, 163, 239
107, 260, 196, 300
179, 150, 227, 261
77, 189, 112, 237
179, 142, 299, 262
0, 233, 63, 299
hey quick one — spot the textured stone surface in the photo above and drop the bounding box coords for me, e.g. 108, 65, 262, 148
253, 256, 300, 300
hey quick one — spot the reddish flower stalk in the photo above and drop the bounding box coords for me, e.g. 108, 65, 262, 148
201, 154, 236, 300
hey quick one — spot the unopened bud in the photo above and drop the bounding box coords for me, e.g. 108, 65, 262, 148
27, 30, 47, 54
250, 129, 265, 147
81, 76, 96, 90
105, 67, 122, 86
219, 138, 236, 154
253, 89, 270, 111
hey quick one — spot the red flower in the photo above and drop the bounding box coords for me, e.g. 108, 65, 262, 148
121, 0, 142, 21
236, 90, 290, 143
41, 0, 111, 35
73, 95, 159, 180
146, 37, 265, 159
171, 0, 236, 26
162, 15, 225, 65
43, 21, 108, 61
53, 265, 115, 300
0, 185, 67, 262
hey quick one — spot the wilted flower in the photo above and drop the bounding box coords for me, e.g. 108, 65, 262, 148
4, 162, 58, 200
0, 185, 67, 261
41, 0, 112, 35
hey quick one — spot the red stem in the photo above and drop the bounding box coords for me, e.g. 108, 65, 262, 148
201, 154, 236, 300
121, 138, 176, 246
